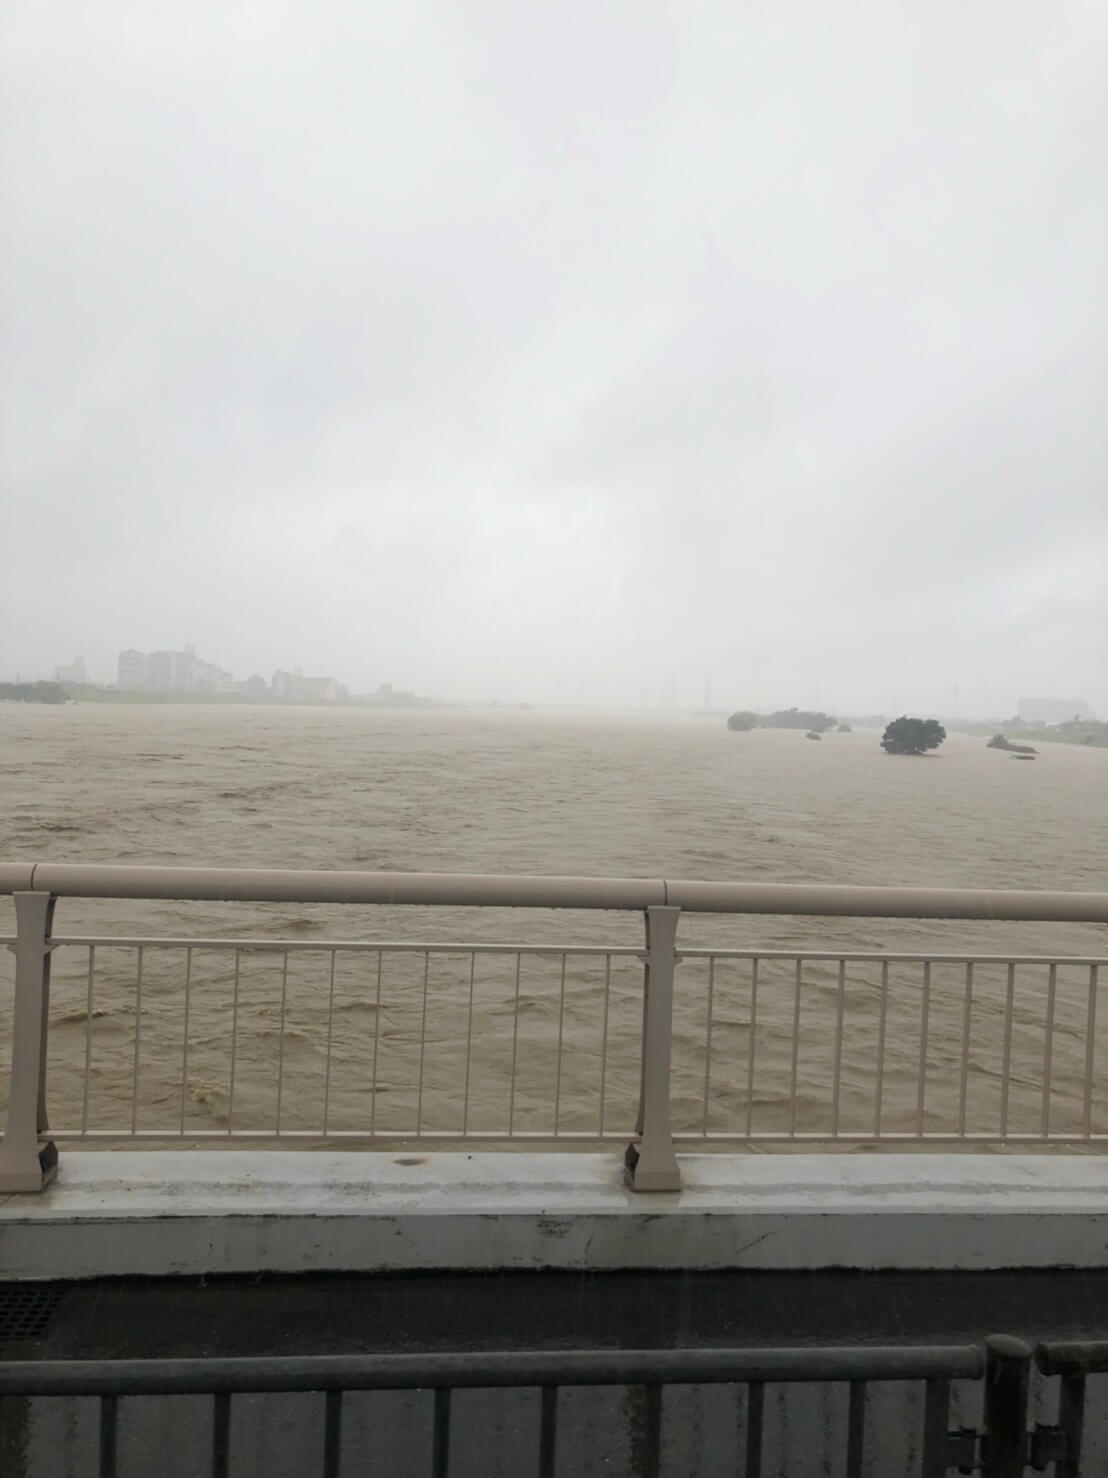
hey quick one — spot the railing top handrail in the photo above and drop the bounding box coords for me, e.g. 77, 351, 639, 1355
0, 1343, 985, 1394
1, 862, 1107, 922
1036, 1340, 1108, 1376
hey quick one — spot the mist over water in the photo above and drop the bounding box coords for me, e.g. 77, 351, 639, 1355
2, 705, 1106, 1146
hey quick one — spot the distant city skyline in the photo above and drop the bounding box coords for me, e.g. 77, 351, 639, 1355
115, 644, 347, 702
12, 647, 1097, 724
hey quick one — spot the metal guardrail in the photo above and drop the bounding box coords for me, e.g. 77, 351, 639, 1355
3, 862, 1108, 918
1033, 1340, 1108, 1478
2, 866, 1107, 1192
0, 1336, 1087, 1477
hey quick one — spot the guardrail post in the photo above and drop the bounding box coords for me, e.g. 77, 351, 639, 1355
0, 892, 58, 1191
981, 1335, 1031, 1476
1053, 1372, 1085, 1478
625, 905, 681, 1191
1034, 1343, 1088, 1478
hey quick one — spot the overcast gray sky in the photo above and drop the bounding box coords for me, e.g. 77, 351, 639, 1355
3, 2, 1106, 716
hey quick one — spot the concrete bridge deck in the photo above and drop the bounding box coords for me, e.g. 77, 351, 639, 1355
5, 1152, 1108, 1278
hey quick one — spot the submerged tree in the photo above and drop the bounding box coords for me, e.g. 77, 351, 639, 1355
726, 710, 759, 731
881, 716, 946, 755
761, 708, 837, 732
0, 681, 66, 704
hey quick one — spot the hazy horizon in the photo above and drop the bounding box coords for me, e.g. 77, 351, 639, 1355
1, 668, 1096, 727
3, 4, 1106, 715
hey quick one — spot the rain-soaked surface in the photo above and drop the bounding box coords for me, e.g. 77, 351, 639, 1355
4, 1270, 1108, 1475
2, 705, 1106, 1147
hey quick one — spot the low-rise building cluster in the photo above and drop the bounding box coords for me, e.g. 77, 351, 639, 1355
115, 646, 346, 702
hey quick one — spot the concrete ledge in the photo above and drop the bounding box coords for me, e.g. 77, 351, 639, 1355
3, 1152, 1108, 1278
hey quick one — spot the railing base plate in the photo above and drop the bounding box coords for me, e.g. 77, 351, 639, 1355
0, 1139, 58, 1193
624, 1140, 681, 1193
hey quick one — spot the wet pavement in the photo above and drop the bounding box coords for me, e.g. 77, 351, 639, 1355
8, 1267, 1108, 1359
5, 1271, 1108, 1476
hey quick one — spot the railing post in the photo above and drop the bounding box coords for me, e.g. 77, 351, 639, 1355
625, 905, 681, 1191
1053, 1373, 1085, 1478
0, 892, 58, 1192
981, 1334, 1031, 1476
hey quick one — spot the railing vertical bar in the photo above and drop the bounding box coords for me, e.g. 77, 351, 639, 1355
745, 959, 758, 1139
958, 963, 972, 1139
179, 947, 192, 1135
82, 946, 95, 1134
131, 946, 143, 1136
1042, 962, 1057, 1138
211, 1391, 231, 1478
98, 1393, 118, 1478
789, 960, 802, 1137
1000, 963, 1015, 1138
417, 950, 431, 1134
917, 961, 931, 1137
832, 959, 846, 1137
275, 949, 289, 1135
875, 961, 889, 1137
643, 1384, 662, 1478
920, 1378, 950, 1478
744, 1381, 764, 1478
845, 1381, 866, 1478
432, 1388, 451, 1478
322, 949, 337, 1135
228, 949, 241, 1134
1084, 965, 1099, 1138
462, 954, 476, 1136
322, 1389, 343, 1478
553, 954, 567, 1134
539, 1385, 558, 1478
370, 951, 383, 1136
598, 954, 612, 1138
509, 952, 522, 1138
702, 956, 716, 1136
1056, 1372, 1086, 1478
983, 1335, 1031, 1478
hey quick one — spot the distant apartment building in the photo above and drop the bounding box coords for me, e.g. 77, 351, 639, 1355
1018, 697, 1095, 725
191, 657, 235, 694
117, 650, 149, 691
146, 649, 189, 692
54, 656, 88, 685
271, 669, 346, 703
118, 644, 234, 694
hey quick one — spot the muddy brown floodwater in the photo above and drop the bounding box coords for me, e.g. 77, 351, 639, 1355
1, 704, 1105, 1147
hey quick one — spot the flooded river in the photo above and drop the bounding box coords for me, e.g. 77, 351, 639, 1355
1, 704, 1105, 1145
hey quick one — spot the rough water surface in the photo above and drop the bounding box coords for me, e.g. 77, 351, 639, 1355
1, 705, 1105, 1147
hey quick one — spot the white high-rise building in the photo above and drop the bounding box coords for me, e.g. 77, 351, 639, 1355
117, 650, 149, 690
117, 645, 234, 693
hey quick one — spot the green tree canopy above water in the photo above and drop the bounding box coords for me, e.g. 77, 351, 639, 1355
0, 681, 66, 704
763, 708, 837, 732
726, 708, 837, 733
881, 716, 946, 755
726, 710, 759, 731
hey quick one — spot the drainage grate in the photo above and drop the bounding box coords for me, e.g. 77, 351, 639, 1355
0, 1285, 65, 1341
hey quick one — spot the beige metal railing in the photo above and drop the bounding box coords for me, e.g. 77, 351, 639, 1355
2, 865, 1107, 1192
